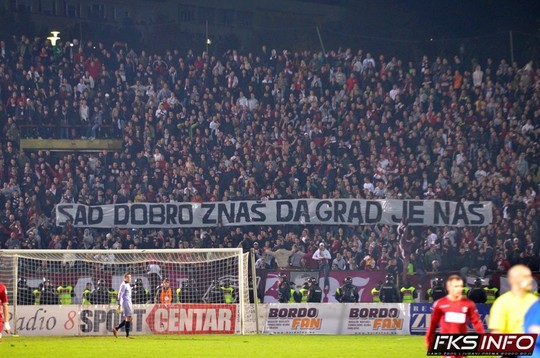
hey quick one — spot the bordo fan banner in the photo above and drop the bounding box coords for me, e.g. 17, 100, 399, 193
56, 199, 492, 228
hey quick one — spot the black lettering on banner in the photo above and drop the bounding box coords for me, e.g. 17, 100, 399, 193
18, 308, 56, 331
250, 203, 266, 222
57, 205, 74, 224
269, 308, 319, 318
88, 206, 103, 225
276, 201, 293, 222
218, 203, 235, 224
334, 200, 347, 222
315, 200, 332, 222
236, 202, 251, 223
347, 201, 364, 224
93, 310, 107, 333
149, 205, 165, 225
114, 205, 129, 225
80, 310, 92, 333
348, 307, 399, 318
74, 206, 87, 226
287, 308, 298, 317
134, 309, 145, 331
359, 308, 368, 318
452, 202, 469, 226
409, 201, 424, 224
201, 203, 216, 224
293, 200, 310, 223
47, 316, 56, 330
434, 201, 450, 225
178, 204, 193, 224
391, 201, 407, 223
268, 308, 278, 318
131, 204, 148, 225
365, 201, 382, 223
467, 203, 485, 225
106, 309, 119, 330
167, 204, 178, 225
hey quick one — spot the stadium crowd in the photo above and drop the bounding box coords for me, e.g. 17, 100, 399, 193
0, 35, 539, 278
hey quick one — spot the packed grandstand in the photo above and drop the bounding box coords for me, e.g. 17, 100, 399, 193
0, 34, 539, 289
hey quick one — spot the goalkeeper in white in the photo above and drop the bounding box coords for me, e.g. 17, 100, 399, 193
113, 273, 133, 339
0, 282, 11, 342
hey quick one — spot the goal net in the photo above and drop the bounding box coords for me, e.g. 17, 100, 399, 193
0, 249, 257, 336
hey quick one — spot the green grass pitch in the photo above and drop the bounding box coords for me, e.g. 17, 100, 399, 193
1, 334, 427, 357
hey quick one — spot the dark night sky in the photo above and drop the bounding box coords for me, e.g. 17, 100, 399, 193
342, 0, 540, 39
303, 0, 540, 62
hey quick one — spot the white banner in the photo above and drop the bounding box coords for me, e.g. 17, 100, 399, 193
10, 304, 238, 336
56, 199, 492, 228
263, 303, 410, 335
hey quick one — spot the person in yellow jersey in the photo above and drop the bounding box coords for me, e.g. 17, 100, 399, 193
82, 282, 93, 305
400, 280, 418, 303
488, 264, 537, 334
297, 281, 309, 303
108, 286, 118, 305
220, 280, 235, 303
289, 281, 298, 303
483, 278, 499, 304
57, 282, 74, 305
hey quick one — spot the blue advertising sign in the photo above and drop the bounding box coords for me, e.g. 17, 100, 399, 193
409, 303, 490, 335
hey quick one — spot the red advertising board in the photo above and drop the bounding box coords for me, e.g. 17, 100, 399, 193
145, 304, 237, 334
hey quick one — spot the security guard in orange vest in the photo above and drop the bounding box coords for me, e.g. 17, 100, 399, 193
154, 278, 175, 304
400, 280, 418, 303
483, 279, 499, 304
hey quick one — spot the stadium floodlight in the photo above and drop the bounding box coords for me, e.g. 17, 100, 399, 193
0, 249, 258, 336
47, 31, 61, 46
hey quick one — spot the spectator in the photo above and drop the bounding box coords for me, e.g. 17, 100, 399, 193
0, 35, 536, 287
312, 242, 332, 290
332, 252, 347, 270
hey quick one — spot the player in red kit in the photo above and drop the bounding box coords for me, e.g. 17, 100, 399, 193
426, 275, 485, 358
0, 283, 12, 343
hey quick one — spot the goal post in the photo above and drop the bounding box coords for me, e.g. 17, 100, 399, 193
0, 249, 257, 335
